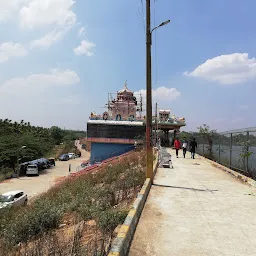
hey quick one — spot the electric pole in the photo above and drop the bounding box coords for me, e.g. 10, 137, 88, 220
155, 102, 158, 146
146, 0, 153, 181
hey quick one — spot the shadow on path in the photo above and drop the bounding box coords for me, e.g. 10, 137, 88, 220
152, 183, 218, 193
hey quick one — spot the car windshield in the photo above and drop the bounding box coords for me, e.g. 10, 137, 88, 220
0, 194, 13, 203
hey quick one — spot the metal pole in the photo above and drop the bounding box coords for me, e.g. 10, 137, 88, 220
154, 102, 157, 146
218, 139, 220, 164
246, 131, 249, 173
156, 102, 158, 146
146, 0, 153, 181
230, 133, 232, 169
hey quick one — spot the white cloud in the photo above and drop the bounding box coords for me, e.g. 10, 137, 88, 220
30, 27, 71, 49
74, 40, 96, 56
0, 42, 27, 62
0, 69, 81, 128
20, 0, 76, 29
135, 86, 181, 103
78, 27, 86, 36
0, 0, 28, 22
239, 105, 249, 110
184, 53, 256, 85
0, 69, 80, 94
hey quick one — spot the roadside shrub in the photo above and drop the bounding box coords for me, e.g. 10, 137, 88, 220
1, 202, 63, 246
98, 209, 128, 232
0, 167, 13, 181
0, 150, 147, 251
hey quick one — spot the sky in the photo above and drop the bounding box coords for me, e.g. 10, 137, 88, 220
0, 0, 255, 132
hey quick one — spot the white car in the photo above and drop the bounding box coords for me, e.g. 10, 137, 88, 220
26, 164, 39, 176
0, 190, 28, 209
68, 153, 75, 159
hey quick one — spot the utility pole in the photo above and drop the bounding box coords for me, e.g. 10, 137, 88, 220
146, 0, 153, 181
155, 102, 158, 146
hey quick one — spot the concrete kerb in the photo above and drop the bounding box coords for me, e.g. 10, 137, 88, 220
108, 152, 159, 256
200, 155, 256, 188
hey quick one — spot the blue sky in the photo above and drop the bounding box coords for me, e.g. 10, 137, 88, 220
0, 0, 255, 132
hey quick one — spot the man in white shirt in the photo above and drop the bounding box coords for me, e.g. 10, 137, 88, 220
182, 139, 188, 158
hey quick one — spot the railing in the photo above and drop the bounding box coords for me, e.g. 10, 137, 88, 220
193, 127, 256, 179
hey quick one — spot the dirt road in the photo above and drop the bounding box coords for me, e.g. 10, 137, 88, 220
0, 142, 90, 199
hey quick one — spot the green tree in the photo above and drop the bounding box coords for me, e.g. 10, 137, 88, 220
50, 126, 64, 144
197, 124, 217, 157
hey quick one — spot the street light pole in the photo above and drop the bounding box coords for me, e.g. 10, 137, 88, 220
146, 0, 153, 181
146, 0, 170, 181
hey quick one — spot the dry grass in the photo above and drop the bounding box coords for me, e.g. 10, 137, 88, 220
0, 150, 146, 255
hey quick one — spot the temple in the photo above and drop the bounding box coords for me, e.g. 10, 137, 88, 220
87, 82, 186, 163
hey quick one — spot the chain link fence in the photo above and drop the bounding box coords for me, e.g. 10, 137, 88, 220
192, 127, 256, 179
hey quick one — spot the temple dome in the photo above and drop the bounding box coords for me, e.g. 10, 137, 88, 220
118, 81, 133, 94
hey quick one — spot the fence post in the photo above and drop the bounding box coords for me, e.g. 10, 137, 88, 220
218, 139, 220, 164
230, 133, 233, 169
246, 131, 249, 173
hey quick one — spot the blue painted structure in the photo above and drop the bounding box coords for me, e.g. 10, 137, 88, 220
90, 142, 134, 164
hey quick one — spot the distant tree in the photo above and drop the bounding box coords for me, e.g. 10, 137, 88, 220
179, 131, 192, 141
197, 124, 217, 157
50, 126, 64, 144
0, 119, 86, 178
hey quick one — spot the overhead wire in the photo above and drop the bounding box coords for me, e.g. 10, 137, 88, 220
138, 0, 146, 36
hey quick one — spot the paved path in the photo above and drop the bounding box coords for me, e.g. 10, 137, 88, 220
129, 149, 256, 256
0, 142, 90, 200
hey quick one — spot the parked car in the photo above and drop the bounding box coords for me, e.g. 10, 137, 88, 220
48, 158, 56, 166
0, 190, 28, 209
26, 164, 39, 176
81, 161, 90, 168
59, 154, 69, 161
68, 153, 75, 159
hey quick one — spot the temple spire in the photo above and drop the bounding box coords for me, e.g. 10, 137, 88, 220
124, 80, 128, 90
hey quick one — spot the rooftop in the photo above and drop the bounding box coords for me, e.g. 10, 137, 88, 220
118, 81, 133, 94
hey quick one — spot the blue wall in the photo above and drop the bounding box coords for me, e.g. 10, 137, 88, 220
90, 143, 134, 164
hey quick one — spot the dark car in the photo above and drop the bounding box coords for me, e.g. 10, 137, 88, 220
59, 154, 69, 161
48, 158, 56, 166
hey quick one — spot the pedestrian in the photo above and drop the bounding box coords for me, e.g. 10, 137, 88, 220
190, 138, 198, 159
182, 138, 188, 158
174, 137, 181, 158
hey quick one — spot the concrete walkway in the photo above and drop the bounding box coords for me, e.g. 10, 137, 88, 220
129, 149, 256, 256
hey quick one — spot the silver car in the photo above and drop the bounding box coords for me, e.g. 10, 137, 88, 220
0, 190, 28, 209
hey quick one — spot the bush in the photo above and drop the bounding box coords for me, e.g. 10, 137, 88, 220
0, 150, 146, 249
98, 209, 128, 232
1, 202, 63, 246
0, 167, 13, 181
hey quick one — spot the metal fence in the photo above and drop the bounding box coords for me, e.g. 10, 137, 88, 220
193, 127, 256, 179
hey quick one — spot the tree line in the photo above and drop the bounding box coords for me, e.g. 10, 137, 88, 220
0, 119, 86, 178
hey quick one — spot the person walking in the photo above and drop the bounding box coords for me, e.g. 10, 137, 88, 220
174, 137, 181, 158
182, 139, 188, 158
190, 138, 198, 159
